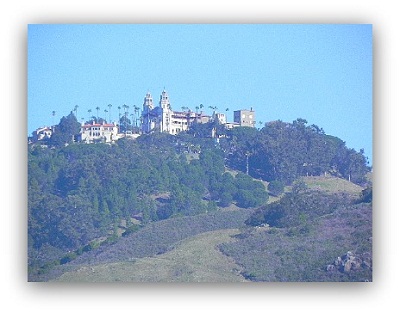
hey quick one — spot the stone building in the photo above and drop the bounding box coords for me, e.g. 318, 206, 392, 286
79, 121, 119, 143
233, 109, 256, 127
141, 89, 211, 135
29, 90, 256, 145
31, 126, 54, 142
140, 89, 256, 135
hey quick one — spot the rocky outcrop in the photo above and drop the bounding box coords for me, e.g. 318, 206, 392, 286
326, 251, 372, 273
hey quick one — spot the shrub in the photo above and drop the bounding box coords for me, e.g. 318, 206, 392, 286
60, 252, 77, 265
122, 224, 142, 237
268, 180, 285, 196
246, 190, 351, 228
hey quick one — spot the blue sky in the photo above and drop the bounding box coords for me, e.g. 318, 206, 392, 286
28, 24, 372, 163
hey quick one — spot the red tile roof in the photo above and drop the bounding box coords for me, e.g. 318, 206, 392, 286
82, 123, 116, 128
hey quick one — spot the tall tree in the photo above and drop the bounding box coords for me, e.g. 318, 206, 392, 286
130, 113, 135, 130
73, 105, 79, 121
108, 104, 112, 122
51, 111, 56, 126
49, 112, 81, 147
118, 106, 121, 120
95, 106, 100, 121
133, 105, 140, 127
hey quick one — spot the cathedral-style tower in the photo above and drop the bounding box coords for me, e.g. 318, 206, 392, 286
141, 92, 154, 133
159, 89, 172, 133
140, 89, 173, 134
159, 89, 171, 109
143, 91, 154, 110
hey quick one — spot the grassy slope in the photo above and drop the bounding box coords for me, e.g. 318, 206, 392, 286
301, 175, 363, 195
47, 175, 369, 283
218, 173, 372, 282
225, 170, 363, 203
31, 207, 252, 281
219, 202, 372, 282
53, 229, 248, 282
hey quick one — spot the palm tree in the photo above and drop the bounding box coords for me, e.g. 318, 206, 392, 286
95, 106, 100, 122
209, 105, 217, 112
122, 104, 129, 133
108, 104, 112, 122
51, 111, 56, 126
199, 104, 204, 120
87, 109, 92, 122
133, 105, 140, 127
122, 104, 128, 121
123, 111, 129, 134
104, 109, 108, 123
74, 105, 79, 120
130, 113, 135, 130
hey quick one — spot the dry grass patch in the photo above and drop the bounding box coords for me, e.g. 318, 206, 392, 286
301, 176, 363, 196
54, 229, 248, 283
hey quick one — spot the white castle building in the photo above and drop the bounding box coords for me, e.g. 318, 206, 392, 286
31, 126, 54, 142
141, 89, 211, 135
30, 89, 256, 145
78, 121, 119, 143
140, 89, 255, 135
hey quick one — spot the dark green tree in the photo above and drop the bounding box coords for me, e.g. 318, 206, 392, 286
119, 115, 132, 133
268, 180, 285, 196
49, 112, 81, 147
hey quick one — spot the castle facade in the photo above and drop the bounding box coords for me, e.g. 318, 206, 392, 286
30, 89, 256, 144
141, 89, 255, 135
141, 89, 211, 135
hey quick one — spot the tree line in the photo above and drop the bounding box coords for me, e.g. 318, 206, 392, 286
28, 131, 268, 269
28, 113, 370, 271
40, 112, 370, 186
217, 118, 369, 185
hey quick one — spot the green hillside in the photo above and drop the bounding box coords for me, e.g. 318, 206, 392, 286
54, 229, 247, 283
45, 174, 372, 282
28, 115, 371, 282
301, 175, 364, 195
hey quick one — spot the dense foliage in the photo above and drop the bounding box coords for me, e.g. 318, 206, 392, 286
267, 180, 285, 196
28, 114, 371, 281
245, 186, 353, 228
219, 118, 370, 185
28, 133, 268, 270
47, 112, 81, 147
220, 200, 372, 282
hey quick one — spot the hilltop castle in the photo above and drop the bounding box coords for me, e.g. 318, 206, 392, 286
141, 89, 256, 135
30, 89, 256, 144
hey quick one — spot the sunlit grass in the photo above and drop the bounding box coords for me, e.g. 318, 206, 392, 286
54, 229, 248, 282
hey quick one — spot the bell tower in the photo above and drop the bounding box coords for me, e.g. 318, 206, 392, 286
143, 91, 154, 110
159, 89, 171, 133
141, 91, 154, 133
159, 88, 171, 110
